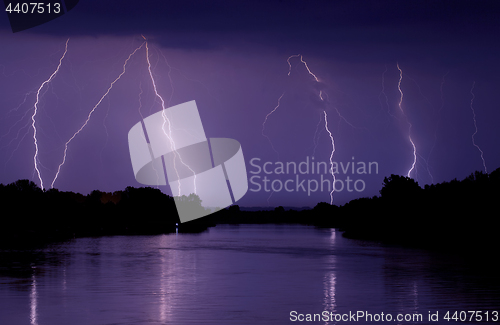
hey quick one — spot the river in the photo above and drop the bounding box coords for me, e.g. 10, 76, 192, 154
0, 224, 498, 324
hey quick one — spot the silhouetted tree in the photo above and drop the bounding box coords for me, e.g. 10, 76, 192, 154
379, 174, 422, 199
228, 205, 240, 213
274, 206, 285, 214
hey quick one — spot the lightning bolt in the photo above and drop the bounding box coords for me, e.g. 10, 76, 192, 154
156, 48, 176, 108
262, 91, 284, 158
264, 54, 338, 204
396, 63, 417, 179
403, 71, 435, 183
22, 34, 197, 195
323, 111, 335, 204
293, 54, 363, 131
294, 55, 339, 204
50, 41, 145, 189
379, 65, 394, 122
1, 98, 36, 157
288, 54, 325, 100
261, 91, 285, 204
469, 81, 487, 173
143, 36, 197, 196
311, 111, 324, 158
1, 92, 40, 171
30, 38, 70, 190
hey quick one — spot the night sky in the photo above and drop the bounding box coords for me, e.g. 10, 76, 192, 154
1, 0, 499, 208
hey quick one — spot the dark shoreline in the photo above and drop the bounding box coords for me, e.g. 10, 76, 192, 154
1, 168, 499, 269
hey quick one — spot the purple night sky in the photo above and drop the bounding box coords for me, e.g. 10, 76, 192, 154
1, 0, 499, 208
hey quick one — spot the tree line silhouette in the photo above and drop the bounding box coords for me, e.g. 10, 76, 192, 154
1, 167, 499, 258
0, 182, 212, 247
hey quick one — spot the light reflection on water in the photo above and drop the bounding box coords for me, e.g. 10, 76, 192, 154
30, 274, 37, 325
322, 229, 336, 324
1, 224, 498, 325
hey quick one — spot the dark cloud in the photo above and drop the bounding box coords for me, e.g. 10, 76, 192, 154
7, 0, 498, 51
3, 0, 489, 77
1, 1, 497, 76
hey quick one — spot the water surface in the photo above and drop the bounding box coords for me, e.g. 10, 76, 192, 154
0, 224, 498, 324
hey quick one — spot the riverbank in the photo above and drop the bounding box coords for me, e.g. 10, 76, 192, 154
1, 168, 499, 262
